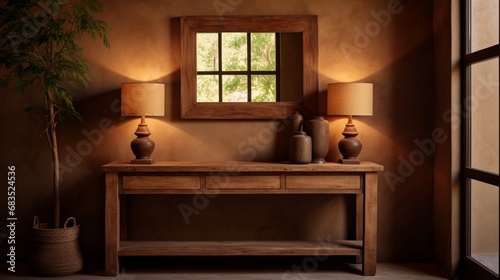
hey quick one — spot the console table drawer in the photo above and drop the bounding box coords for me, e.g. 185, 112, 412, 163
123, 176, 200, 190
206, 175, 280, 190
285, 175, 360, 189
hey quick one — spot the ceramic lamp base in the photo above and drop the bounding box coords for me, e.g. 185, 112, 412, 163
338, 116, 362, 165
130, 116, 156, 164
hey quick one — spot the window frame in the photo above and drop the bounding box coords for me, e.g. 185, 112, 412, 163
461, 0, 500, 278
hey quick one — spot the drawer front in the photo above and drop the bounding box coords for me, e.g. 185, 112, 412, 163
285, 175, 360, 189
206, 175, 280, 190
123, 176, 200, 190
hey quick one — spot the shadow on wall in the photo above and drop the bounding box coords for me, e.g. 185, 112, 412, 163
362, 37, 435, 262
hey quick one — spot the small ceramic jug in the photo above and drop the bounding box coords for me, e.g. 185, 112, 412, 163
289, 129, 312, 164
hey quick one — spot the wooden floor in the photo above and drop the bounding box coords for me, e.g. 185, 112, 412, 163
1, 261, 448, 279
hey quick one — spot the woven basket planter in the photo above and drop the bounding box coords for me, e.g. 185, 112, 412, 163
28, 216, 84, 276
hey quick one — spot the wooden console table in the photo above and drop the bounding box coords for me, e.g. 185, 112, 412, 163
102, 161, 383, 276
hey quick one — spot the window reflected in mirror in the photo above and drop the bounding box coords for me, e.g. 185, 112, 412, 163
196, 32, 302, 103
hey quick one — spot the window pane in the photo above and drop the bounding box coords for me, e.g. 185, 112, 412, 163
251, 75, 276, 102
471, 0, 499, 52
470, 57, 499, 174
222, 33, 247, 71
222, 75, 247, 102
470, 179, 499, 274
197, 33, 218, 71
251, 33, 276, 71
197, 75, 219, 102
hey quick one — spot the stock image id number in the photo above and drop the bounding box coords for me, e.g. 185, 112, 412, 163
8, 166, 15, 214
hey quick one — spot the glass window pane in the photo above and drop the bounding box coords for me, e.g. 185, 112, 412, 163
251, 33, 276, 71
197, 75, 219, 102
471, 0, 499, 52
222, 33, 247, 71
222, 75, 247, 102
470, 179, 499, 274
197, 33, 218, 71
470, 57, 499, 174
251, 75, 276, 102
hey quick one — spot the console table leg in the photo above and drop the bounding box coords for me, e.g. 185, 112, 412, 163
363, 173, 378, 276
105, 172, 120, 276
356, 193, 363, 264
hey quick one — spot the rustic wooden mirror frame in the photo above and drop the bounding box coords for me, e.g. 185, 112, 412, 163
180, 15, 318, 119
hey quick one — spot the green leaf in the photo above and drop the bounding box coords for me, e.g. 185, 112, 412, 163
0, 0, 110, 126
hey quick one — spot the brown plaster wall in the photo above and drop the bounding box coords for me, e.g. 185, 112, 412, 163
0, 0, 435, 264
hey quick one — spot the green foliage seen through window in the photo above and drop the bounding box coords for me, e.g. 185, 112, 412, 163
196, 32, 277, 103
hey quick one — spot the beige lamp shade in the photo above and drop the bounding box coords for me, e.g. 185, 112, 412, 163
327, 83, 373, 116
121, 83, 165, 116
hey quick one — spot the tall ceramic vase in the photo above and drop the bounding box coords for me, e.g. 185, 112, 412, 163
307, 116, 329, 164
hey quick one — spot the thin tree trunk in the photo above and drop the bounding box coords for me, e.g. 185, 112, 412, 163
47, 91, 60, 229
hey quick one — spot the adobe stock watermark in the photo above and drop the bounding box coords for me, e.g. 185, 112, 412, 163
58, 91, 150, 181
213, 0, 244, 19
7, 0, 69, 53
177, 163, 236, 225
58, 118, 116, 181
385, 73, 499, 191
178, 110, 291, 225
281, 235, 336, 280
340, 0, 407, 62
111, 267, 132, 280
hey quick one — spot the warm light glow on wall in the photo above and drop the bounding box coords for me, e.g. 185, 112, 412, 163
90, 57, 171, 81
119, 64, 169, 81
321, 67, 376, 83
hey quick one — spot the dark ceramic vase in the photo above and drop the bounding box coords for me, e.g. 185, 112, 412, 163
289, 130, 312, 164
307, 116, 329, 164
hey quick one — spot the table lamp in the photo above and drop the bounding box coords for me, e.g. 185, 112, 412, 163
121, 83, 165, 164
327, 83, 373, 164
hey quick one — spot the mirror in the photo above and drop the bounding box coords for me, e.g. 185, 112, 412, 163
181, 15, 318, 119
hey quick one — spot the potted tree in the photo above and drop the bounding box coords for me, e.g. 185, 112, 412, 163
0, 0, 109, 276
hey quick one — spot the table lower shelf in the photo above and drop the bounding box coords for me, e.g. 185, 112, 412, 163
118, 240, 362, 257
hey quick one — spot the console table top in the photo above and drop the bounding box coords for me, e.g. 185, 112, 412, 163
102, 161, 383, 173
